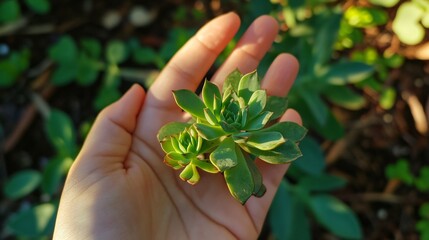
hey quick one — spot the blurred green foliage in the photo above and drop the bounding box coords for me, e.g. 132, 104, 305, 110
0, 0, 51, 23
1, 0, 427, 239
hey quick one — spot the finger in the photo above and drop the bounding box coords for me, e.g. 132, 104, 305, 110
211, 15, 278, 87
261, 53, 299, 96
72, 84, 146, 175
146, 12, 240, 108
245, 109, 302, 232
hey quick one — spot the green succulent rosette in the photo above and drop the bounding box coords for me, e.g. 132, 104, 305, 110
157, 70, 307, 204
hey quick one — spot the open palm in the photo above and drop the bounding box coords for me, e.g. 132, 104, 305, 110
54, 12, 301, 240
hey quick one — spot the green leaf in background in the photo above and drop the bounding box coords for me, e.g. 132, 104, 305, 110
293, 136, 326, 175
383, 53, 404, 68
282, 6, 297, 28
79, 120, 93, 140
132, 46, 164, 68
344, 6, 388, 28
392, 2, 425, 45
310, 195, 363, 239
173, 89, 206, 119
0, 49, 30, 87
49, 36, 78, 63
224, 145, 254, 204
417, 220, 429, 240
385, 159, 414, 185
0, 0, 21, 23
41, 157, 73, 195
159, 27, 194, 61
51, 63, 77, 86
369, 0, 400, 7
292, 93, 345, 140
323, 61, 374, 85
6, 203, 56, 238
300, 90, 329, 126
336, 18, 364, 49
269, 181, 312, 240
423, 12, 429, 28
379, 87, 396, 110
420, 203, 429, 218
106, 40, 129, 64
351, 47, 379, 64
4, 170, 42, 199
415, 167, 429, 192
24, 0, 50, 14
76, 53, 100, 86
93, 86, 121, 111
299, 174, 347, 192
316, 111, 345, 140
248, 0, 273, 18
44, 109, 77, 158
80, 38, 102, 59
313, 12, 342, 67
210, 137, 238, 171
324, 85, 367, 110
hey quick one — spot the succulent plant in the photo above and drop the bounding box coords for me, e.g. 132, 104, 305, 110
157, 70, 307, 204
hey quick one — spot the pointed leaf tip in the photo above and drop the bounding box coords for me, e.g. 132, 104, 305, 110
173, 89, 206, 119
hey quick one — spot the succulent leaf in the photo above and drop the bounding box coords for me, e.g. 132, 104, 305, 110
222, 69, 242, 93
261, 122, 308, 142
204, 108, 218, 125
245, 132, 285, 151
157, 122, 191, 141
165, 152, 190, 169
247, 90, 267, 119
180, 164, 200, 184
173, 90, 206, 119
245, 111, 273, 131
244, 154, 266, 197
192, 158, 219, 173
238, 71, 260, 102
224, 145, 254, 204
219, 121, 239, 133
195, 123, 225, 140
265, 96, 288, 120
242, 140, 303, 164
160, 139, 175, 153
210, 138, 238, 171
202, 80, 221, 111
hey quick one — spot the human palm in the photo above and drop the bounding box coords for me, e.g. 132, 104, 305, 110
54, 12, 301, 240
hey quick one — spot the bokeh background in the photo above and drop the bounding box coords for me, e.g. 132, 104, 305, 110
1, 0, 429, 239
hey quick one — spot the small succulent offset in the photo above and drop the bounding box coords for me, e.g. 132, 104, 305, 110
157, 70, 307, 204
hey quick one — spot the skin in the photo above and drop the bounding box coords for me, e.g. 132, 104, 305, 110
53, 12, 301, 240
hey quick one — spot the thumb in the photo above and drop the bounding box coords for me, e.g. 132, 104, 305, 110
72, 84, 146, 177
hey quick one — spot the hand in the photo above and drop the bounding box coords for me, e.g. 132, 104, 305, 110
53, 12, 301, 240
